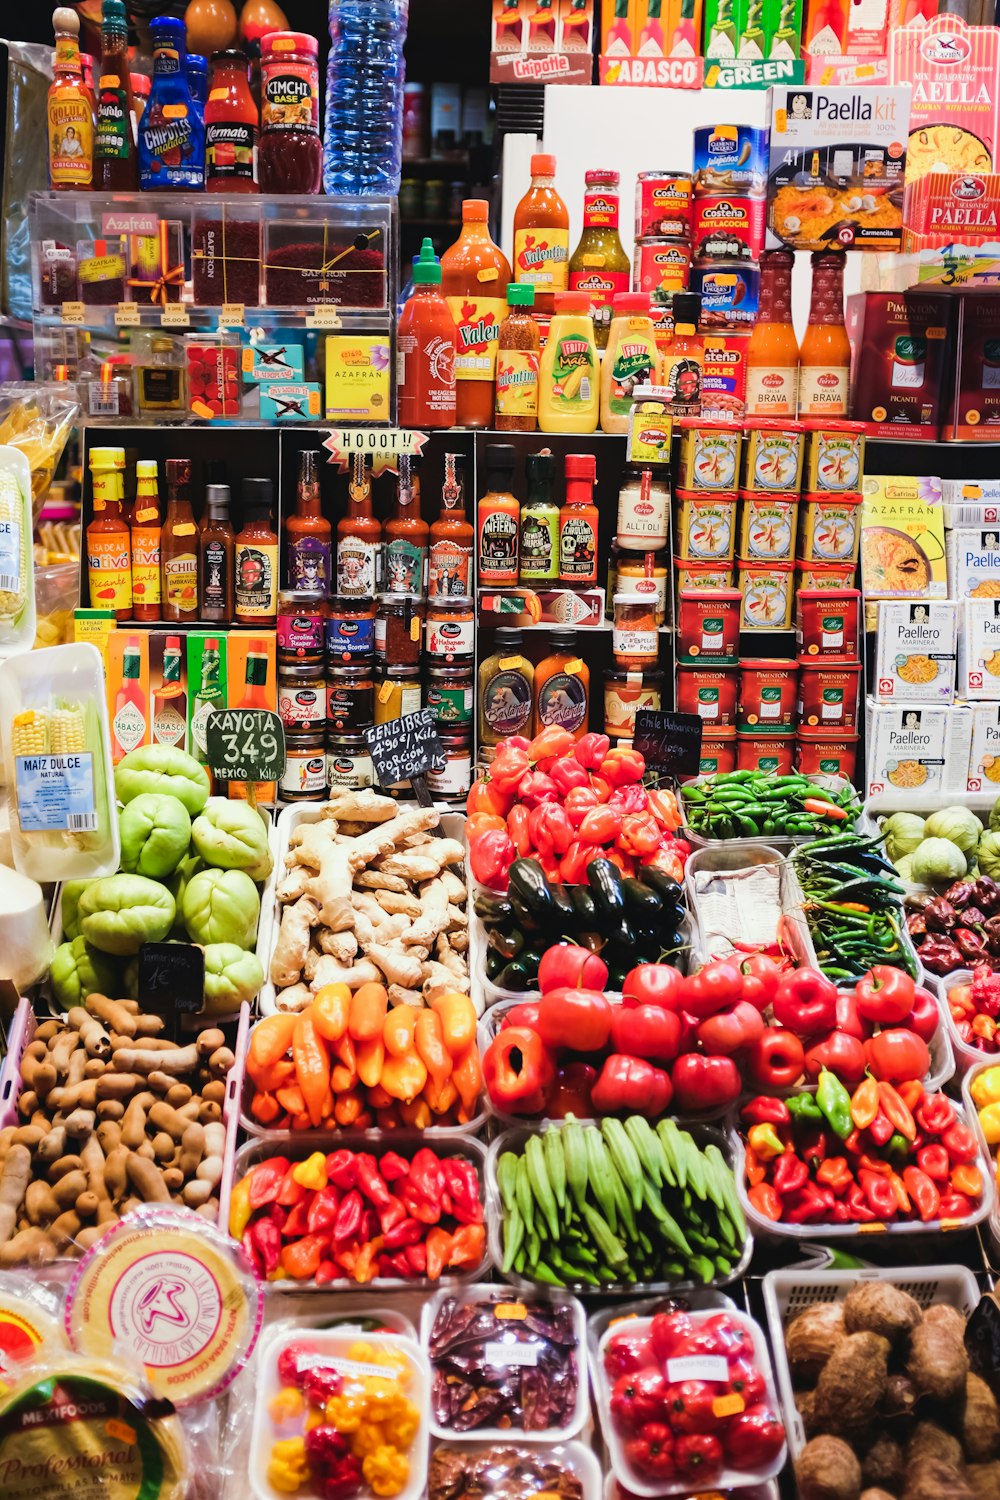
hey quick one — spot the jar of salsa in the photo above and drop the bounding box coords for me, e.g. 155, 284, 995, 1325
325, 596, 375, 663
425, 665, 473, 728
425, 598, 475, 663
426, 730, 472, 802
375, 665, 422, 725
280, 731, 327, 801
613, 592, 659, 668
604, 668, 663, 738
326, 664, 374, 734
278, 662, 325, 731
257, 32, 321, 195
326, 734, 374, 790
376, 596, 424, 666
277, 591, 325, 665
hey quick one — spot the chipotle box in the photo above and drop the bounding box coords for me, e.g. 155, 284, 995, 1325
944, 292, 1000, 442
847, 290, 954, 440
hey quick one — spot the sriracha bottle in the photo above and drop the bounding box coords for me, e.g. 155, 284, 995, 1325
397, 238, 457, 430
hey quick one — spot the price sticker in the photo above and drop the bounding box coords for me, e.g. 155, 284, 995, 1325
633, 709, 704, 778
219, 302, 245, 328
138, 941, 205, 1040
61, 302, 86, 325
161, 304, 190, 328
114, 302, 140, 327
365, 709, 444, 794
306, 306, 342, 329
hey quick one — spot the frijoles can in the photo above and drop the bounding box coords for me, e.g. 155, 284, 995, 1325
635, 172, 693, 240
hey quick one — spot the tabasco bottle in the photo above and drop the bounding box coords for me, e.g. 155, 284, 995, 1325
440, 201, 511, 430
513, 154, 570, 318
478, 444, 520, 587
192, 637, 224, 764
112, 635, 147, 762
569, 169, 630, 350
49, 7, 94, 190
285, 449, 331, 593
94, 0, 137, 191
160, 457, 200, 623
398, 239, 457, 430
87, 446, 132, 620
199, 483, 235, 624
205, 48, 257, 192
152, 635, 188, 748
559, 452, 599, 584
337, 454, 380, 597
428, 453, 473, 600
800, 251, 850, 417
746, 249, 800, 418
131, 459, 161, 622
382, 455, 428, 597
235, 478, 278, 626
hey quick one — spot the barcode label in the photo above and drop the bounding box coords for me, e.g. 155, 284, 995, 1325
67, 812, 98, 831
0, 574, 19, 593
88, 388, 120, 416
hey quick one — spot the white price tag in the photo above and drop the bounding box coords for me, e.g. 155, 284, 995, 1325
484, 1341, 539, 1368
219, 302, 245, 327
306, 305, 342, 329
61, 302, 85, 326
665, 1355, 729, 1384
114, 302, 140, 327
161, 305, 190, 328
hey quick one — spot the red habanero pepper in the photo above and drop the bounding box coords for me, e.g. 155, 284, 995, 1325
665, 1381, 717, 1434
380, 1216, 423, 1251
903, 1166, 940, 1221
563, 786, 600, 827
858, 1168, 897, 1219
490, 747, 531, 795
507, 803, 533, 856
599, 746, 645, 786
855, 965, 915, 1024
378, 1150, 409, 1184
877, 1080, 916, 1140
550, 755, 590, 795
917, 1143, 950, 1182
938, 1191, 975, 1219
518, 770, 561, 808
783, 1181, 830, 1223
578, 805, 623, 845
748, 1182, 782, 1221
618, 811, 662, 857
530, 724, 576, 762
377, 1195, 406, 1234
469, 828, 516, 888
574, 730, 611, 770
741, 1096, 792, 1126
673, 1433, 723, 1483
649, 1311, 695, 1363
867, 1110, 894, 1148
277, 1167, 307, 1206
951, 1163, 984, 1198
844, 1182, 875, 1222
354, 1154, 391, 1209
306, 1185, 341, 1233
916, 1094, 955, 1135
248, 1157, 290, 1209
325, 1150, 358, 1190
942, 1121, 979, 1163
625, 1422, 675, 1482
282, 1198, 311, 1239
441, 1158, 483, 1224
815, 1156, 852, 1194
610, 1368, 670, 1433
772, 1152, 808, 1195
527, 801, 574, 858
404, 1242, 427, 1275
243, 1217, 282, 1276
609, 782, 651, 816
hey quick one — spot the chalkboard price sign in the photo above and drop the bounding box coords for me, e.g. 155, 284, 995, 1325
633, 709, 704, 778
205, 709, 286, 784
365, 710, 445, 791
138, 942, 205, 1038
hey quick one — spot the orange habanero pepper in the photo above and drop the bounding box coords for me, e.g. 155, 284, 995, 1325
349, 982, 389, 1043
431, 992, 477, 1055
312, 984, 351, 1042
384, 1005, 419, 1058
415, 1009, 452, 1091
247, 1012, 296, 1084
355, 1035, 386, 1089
293, 1011, 331, 1128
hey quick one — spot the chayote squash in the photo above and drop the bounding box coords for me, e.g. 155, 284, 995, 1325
191, 797, 271, 874
78, 874, 176, 956
182, 868, 260, 950
60, 880, 93, 942
203, 943, 264, 1013
50, 936, 120, 1010
119, 793, 192, 879
115, 745, 210, 816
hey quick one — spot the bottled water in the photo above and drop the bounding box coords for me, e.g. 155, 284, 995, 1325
324, 0, 409, 197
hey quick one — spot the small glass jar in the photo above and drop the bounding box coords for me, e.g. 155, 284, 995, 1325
326, 734, 374, 790
277, 591, 325, 665
425, 597, 475, 663
616, 466, 670, 551
425, 665, 473, 728
325, 596, 376, 663
374, 664, 422, 725
426, 730, 472, 802
613, 592, 660, 668
616, 549, 670, 626
375, 596, 424, 666
132, 330, 186, 417
280, 730, 328, 801
326, 663, 375, 735
278, 662, 325, 731
604, 667, 664, 738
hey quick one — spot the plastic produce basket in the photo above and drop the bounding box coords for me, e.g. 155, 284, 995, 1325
679, 773, 859, 852
259, 805, 469, 1017
762, 1263, 981, 1459
934, 969, 992, 1077
222, 1128, 491, 1291
420, 1282, 589, 1443
684, 841, 817, 969
590, 1304, 786, 1495
962, 1061, 1000, 1254
485, 1120, 752, 1296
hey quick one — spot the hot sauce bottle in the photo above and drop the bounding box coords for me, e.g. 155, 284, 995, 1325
520, 450, 559, 583
746, 248, 799, 418
199, 483, 235, 624
48, 7, 94, 191
285, 449, 331, 593
160, 457, 199, 623
112, 635, 147, 762
534, 629, 590, 740
440, 200, 512, 430
559, 452, 599, 584
800, 250, 850, 418
382, 454, 428, 597
205, 48, 257, 192
429, 453, 474, 600
87, 446, 132, 620
663, 291, 704, 417
130, 459, 161, 622
398, 239, 458, 430
569, 169, 630, 349
94, 0, 137, 191
477, 444, 520, 588
337, 454, 380, 597
235, 477, 278, 626
495, 283, 541, 433
138, 14, 205, 191
513, 153, 570, 318
153, 634, 188, 748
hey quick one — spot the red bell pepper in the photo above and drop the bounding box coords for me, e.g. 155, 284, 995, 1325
538, 943, 608, 994
482, 1027, 556, 1114
611, 1002, 681, 1062
682, 958, 744, 1019
536, 987, 612, 1052
772, 968, 838, 1037
610, 1367, 669, 1434
745, 1029, 805, 1089
855, 965, 915, 1025
865, 1028, 930, 1084
550, 755, 590, 795
591, 1055, 672, 1117
670, 1052, 741, 1113
505, 1001, 542, 1030
574, 730, 611, 770
622, 963, 685, 1012
804, 1031, 867, 1085
835, 989, 869, 1041
697, 1000, 764, 1056
909, 986, 941, 1043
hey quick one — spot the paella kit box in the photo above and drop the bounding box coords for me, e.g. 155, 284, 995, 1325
945, 525, 1000, 598
967, 701, 1000, 791
765, 83, 911, 252
957, 597, 1000, 700
940, 478, 1000, 526
873, 599, 957, 703
866, 698, 972, 798
860, 474, 947, 601
846, 290, 955, 440
890, 16, 1000, 185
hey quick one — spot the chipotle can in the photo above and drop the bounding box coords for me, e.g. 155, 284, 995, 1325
737, 731, 795, 775
738, 658, 798, 731
677, 587, 741, 661
699, 728, 738, 777
796, 587, 862, 659
803, 418, 866, 494
633, 238, 692, 298
742, 417, 805, 493
796, 729, 859, 781
797, 658, 863, 731
676, 663, 739, 726
692, 193, 766, 265
636, 172, 693, 239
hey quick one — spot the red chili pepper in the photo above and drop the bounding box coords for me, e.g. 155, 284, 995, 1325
887, 1171, 911, 1214
877, 1080, 916, 1141
306, 1185, 341, 1233
333, 1188, 363, 1244
816, 1156, 852, 1194
867, 1109, 894, 1148
916, 1143, 949, 1182
378, 1151, 409, 1184
942, 1121, 979, 1163
850, 1075, 879, 1130
858, 1168, 897, 1219
599, 746, 646, 787
563, 785, 600, 826
248, 1156, 289, 1210
354, 1153, 391, 1209
772, 1152, 808, 1196
618, 811, 662, 857
741, 1096, 792, 1127
527, 801, 574, 858
380, 1215, 423, 1251
550, 754, 591, 795
243, 1215, 282, 1275
938, 1190, 975, 1219
490, 747, 531, 796
591, 1054, 673, 1117
325, 1150, 358, 1190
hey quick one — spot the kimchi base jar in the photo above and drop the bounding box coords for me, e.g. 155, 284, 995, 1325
677, 587, 741, 662
738, 658, 798, 731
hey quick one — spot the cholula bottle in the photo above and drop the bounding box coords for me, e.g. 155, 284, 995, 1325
48, 7, 94, 190
138, 15, 205, 191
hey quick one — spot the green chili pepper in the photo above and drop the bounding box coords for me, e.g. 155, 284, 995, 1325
816, 1068, 853, 1139
787, 1092, 824, 1122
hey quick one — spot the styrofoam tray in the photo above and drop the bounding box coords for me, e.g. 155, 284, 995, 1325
222, 1128, 491, 1291
485, 1121, 752, 1296
420, 1282, 588, 1443
733, 1092, 995, 1241
261, 805, 469, 1016
249, 1325, 430, 1500
591, 1308, 786, 1495
437, 1441, 603, 1500
679, 773, 860, 851
762, 1264, 981, 1459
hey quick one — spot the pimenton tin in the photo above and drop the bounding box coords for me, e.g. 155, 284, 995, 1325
797, 659, 863, 731
692, 194, 766, 265
798, 494, 862, 564
738, 658, 798, 730
699, 728, 738, 777
633, 238, 692, 299
740, 492, 799, 562
803, 418, 866, 494
676, 491, 737, 561
677, 587, 741, 661
736, 731, 795, 775
676, 417, 743, 491
742, 418, 805, 493
796, 729, 859, 781
796, 587, 862, 659
676, 663, 739, 726
636, 172, 693, 240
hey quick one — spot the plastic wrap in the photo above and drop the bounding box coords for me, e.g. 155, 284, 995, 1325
0, 42, 50, 322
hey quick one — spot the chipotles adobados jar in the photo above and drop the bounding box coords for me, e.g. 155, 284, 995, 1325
795, 587, 861, 659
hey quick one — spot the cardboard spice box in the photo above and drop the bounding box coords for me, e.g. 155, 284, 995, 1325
847, 289, 955, 440
944, 292, 1000, 441
874, 599, 957, 704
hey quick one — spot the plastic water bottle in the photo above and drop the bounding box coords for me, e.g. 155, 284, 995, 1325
324, 0, 409, 196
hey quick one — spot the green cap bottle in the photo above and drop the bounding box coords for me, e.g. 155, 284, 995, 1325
413, 237, 442, 286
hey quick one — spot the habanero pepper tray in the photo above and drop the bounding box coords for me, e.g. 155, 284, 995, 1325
941, 970, 997, 1078
761, 1264, 982, 1461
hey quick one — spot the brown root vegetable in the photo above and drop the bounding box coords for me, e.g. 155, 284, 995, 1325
843, 1282, 923, 1343
967, 1460, 1000, 1500
903, 1457, 976, 1500
795, 1435, 862, 1500
964, 1374, 1000, 1464
787, 1302, 846, 1384
862, 1435, 904, 1491
815, 1331, 891, 1435
907, 1420, 964, 1470
0, 1145, 31, 1243
798, 1390, 822, 1436
883, 1373, 919, 1424
908, 1309, 970, 1402
861, 1492, 898, 1500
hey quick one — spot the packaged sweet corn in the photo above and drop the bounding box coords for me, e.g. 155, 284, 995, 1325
0, 444, 35, 655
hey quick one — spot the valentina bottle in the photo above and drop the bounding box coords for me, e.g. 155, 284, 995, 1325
138, 15, 205, 191
397, 238, 458, 430
477, 444, 520, 587
87, 446, 132, 620
130, 459, 161, 622
800, 251, 851, 417
569, 169, 630, 349
495, 283, 541, 433
513, 153, 570, 317
285, 449, 331, 593
746, 248, 800, 417
235, 478, 278, 626
440, 200, 511, 430
383, 455, 428, 596
428, 453, 474, 599
94, 0, 137, 191
519, 450, 559, 583
48, 7, 94, 190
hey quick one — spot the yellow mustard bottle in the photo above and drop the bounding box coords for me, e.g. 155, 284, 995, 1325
538, 291, 599, 434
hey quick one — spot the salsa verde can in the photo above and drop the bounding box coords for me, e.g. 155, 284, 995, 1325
633, 238, 692, 298
635, 172, 693, 240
